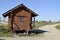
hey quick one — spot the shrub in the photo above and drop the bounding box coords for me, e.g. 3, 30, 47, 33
55, 25, 60, 30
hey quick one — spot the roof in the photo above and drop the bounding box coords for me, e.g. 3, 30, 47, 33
2, 4, 38, 17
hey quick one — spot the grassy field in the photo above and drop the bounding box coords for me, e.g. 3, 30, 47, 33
0, 25, 13, 37
0, 22, 13, 37
34, 21, 56, 29
55, 25, 60, 30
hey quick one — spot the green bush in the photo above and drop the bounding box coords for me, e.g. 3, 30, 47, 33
55, 25, 60, 30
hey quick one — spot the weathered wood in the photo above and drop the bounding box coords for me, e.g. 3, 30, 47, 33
10, 12, 14, 34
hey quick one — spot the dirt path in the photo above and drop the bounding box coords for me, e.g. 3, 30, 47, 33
39, 23, 60, 40
0, 23, 60, 40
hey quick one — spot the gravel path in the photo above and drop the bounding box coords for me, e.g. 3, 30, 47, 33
0, 23, 60, 40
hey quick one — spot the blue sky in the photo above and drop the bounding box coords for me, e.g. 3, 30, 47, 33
0, 0, 60, 22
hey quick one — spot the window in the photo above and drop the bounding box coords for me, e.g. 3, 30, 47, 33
18, 16, 25, 22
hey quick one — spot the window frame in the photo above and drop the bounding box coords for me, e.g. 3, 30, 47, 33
17, 16, 25, 22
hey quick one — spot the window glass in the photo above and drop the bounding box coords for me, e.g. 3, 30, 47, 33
18, 16, 25, 22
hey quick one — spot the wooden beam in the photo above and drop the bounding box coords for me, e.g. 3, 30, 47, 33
10, 12, 15, 34
33, 17, 35, 30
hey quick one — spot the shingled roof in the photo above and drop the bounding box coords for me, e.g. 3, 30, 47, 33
2, 4, 38, 17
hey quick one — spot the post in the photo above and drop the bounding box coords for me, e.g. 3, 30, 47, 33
33, 17, 35, 30
10, 12, 15, 34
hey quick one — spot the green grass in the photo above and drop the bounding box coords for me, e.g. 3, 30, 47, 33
0, 25, 13, 37
55, 25, 60, 30
0, 31, 13, 37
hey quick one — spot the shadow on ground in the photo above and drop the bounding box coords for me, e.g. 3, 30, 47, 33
15, 29, 48, 34
29, 29, 48, 34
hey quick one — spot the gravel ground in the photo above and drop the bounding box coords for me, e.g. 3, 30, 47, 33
0, 23, 60, 40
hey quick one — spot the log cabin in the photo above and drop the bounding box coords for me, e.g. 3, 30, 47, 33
2, 4, 38, 34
